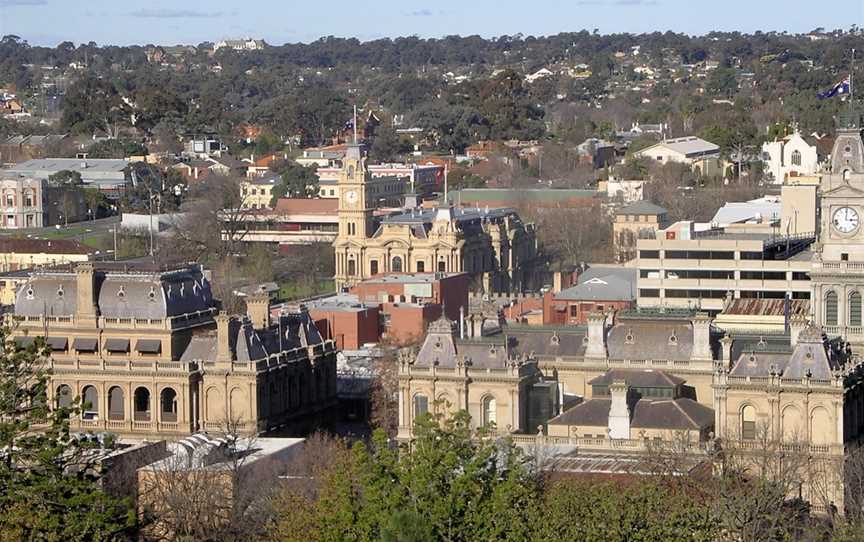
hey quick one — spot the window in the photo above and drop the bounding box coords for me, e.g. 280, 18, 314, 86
438, 260, 446, 272
4, 193, 13, 207
741, 405, 756, 440
790, 150, 802, 166
570, 305, 579, 317
740, 251, 764, 260
391, 256, 403, 272
639, 250, 660, 259
23, 191, 33, 207
413, 394, 428, 419
825, 291, 838, 326
56, 384, 73, 409
850, 292, 862, 327
347, 258, 356, 276
160, 388, 178, 422
482, 396, 497, 427
134, 387, 151, 421
792, 272, 810, 281
370, 260, 379, 276
108, 386, 125, 421
416, 261, 425, 273
639, 289, 660, 298
842, 253, 850, 262
82, 385, 99, 420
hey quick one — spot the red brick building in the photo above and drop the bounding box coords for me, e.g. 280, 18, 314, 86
542, 267, 637, 325
305, 272, 470, 348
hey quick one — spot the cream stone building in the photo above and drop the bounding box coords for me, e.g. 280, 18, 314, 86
11, 262, 337, 439
332, 144, 539, 294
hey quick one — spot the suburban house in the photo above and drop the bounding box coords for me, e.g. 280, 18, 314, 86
634, 136, 722, 177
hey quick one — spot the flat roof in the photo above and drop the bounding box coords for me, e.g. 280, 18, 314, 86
7, 158, 128, 174
360, 272, 463, 285
383, 206, 518, 225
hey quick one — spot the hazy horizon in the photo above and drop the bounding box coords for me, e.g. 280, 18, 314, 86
1, 0, 862, 48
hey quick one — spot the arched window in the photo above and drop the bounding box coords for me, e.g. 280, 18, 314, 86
482, 396, 497, 428
850, 292, 862, 327
108, 386, 125, 421
392, 256, 403, 273
790, 150, 802, 166
56, 384, 73, 409
413, 394, 428, 420
741, 405, 756, 440
82, 385, 99, 420
347, 258, 356, 276
134, 387, 151, 421
825, 291, 838, 326
160, 388, 178, 422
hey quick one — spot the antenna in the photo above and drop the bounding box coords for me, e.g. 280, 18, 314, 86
352, 104, 358, 145
444, 163, 448, 205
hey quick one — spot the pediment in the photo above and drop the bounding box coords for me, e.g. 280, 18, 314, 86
822, 183, 864, 198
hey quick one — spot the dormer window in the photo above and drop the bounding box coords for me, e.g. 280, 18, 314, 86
117, 286, 125, 298
148, 286, 157, 302
625, 329, 634, 344
26, 287, 34, 300
668, 332, 678, 345
550, 332, 560, 346
56, 286, 64, 298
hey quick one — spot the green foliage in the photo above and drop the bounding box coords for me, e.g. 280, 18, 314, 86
48, 169, 82, 186
368, 126, 408, 163
272, 410, 541, 542
85, 139, 148, 159
0, 330, 136, 540
534, 480, 718, 542
270, 160, 320, 202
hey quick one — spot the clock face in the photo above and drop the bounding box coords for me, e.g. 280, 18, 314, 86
833, 206, 860, 234
345, 190, 358, 205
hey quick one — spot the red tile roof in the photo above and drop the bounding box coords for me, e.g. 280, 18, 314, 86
0, 238, 93, 255
274, 198, 338, 214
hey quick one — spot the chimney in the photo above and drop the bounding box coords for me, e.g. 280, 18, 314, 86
608, 380, 631, 439
552, 271, 563, 293
585, 312, 607, 359
720, 335, 734, 368
216, 311, 231, 362
74, 262, 97, 326
246, 292, 271, 330
691, 312, 713, 361
790, 315, 807, 347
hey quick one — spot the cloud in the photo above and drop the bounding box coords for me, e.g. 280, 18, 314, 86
408, 8, 434, 16
614, 0, 644, 4
0, 0, 48, 6
129, 8, 223, 19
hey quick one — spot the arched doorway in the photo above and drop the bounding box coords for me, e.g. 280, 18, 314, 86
108, 386, 125, 421
160, 388, 178, 422
56, 384, 73, 409
134, 387, 151, 421
81, 386, 99, 420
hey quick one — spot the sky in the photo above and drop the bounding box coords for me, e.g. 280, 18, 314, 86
1, 0, 862, 47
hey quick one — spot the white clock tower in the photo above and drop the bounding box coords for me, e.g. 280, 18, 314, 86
811, 108, 864, 344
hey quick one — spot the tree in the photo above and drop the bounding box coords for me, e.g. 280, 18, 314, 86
270, 410, 541, 542
48, 169, 83, 186
270, 160, 319, 202
60, 74, 130, 137
86, 139, 148, 159
368, 125, 405, 163
0, 328, 136, 539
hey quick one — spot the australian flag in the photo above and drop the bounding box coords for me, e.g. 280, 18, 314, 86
818, 76, 850, 99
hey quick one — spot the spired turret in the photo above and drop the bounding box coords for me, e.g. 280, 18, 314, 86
831, 104, 864, 177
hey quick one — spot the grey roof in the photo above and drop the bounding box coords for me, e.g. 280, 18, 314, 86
588, 369, 684, 388
383, 206, 520, 226
415, 317, 510, 369
617, 201, 668, 215
729, 324, 845, 380
14, 264, 214, 322
7, 158, 128, 175
550, 397, 714, 431
640, 136, 719, 158
606, 319, 701, 362
180, 309, 324, 363
555, 268, 636, 302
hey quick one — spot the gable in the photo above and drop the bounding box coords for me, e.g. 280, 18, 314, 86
821, 184, 864, 198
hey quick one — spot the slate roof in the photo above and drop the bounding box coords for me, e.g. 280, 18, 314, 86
606, 319, 699, 362
617, 200, 668, 215
588, 369, 684, 388
0, 238, 92, 255
550, 397, 714, 431
554, 267, 636, 302
14, 263, 214, 320
729, 324, 846, 380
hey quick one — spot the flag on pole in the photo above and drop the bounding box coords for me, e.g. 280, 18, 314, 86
817, 76, 850, 99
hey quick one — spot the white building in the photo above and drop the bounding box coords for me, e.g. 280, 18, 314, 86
213, 38, 266, 52
761, 132, 821, 184
634, 136, 721, 177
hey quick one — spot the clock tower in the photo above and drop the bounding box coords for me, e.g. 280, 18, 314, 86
333, 144, 374, 288
811, 106, 864, 344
